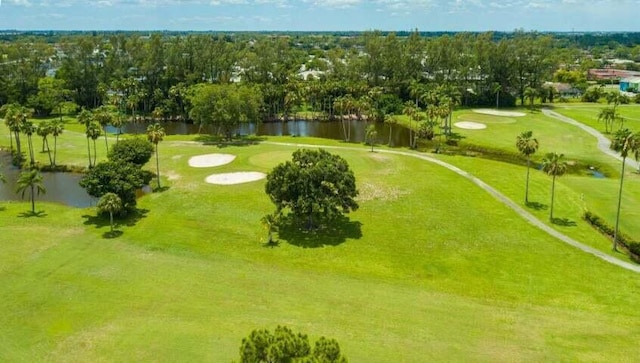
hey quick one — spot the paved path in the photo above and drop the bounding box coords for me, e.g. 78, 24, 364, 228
264, 141, 640, 273
542, 108, 637, 169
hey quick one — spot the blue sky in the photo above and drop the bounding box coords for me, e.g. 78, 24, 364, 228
0, 0, 639, 32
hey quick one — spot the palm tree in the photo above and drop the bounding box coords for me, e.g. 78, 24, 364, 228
50, 119, 64, 167
541, 152, 568, 221
94, 106, 113, 152
516, 131, 540, 203
597, 107, 618, 134
111, 112, 125, 142
36, 121, 53, 165
402, 101, 418, 149
523, 87, 537, 109
4, 104, 30, 164
86, 122, 102, 168
97, 192, 123, 233
610, 129, 640, 251
365, 124, 377, 152
21, 120, 37, 167
492, 83, 502, 108
146, 123, 166, 189
15, 168, 46, 214
384, 115, 397, 146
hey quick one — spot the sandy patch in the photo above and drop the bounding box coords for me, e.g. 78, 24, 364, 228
357, 182, 408, 202
171, 155, 183, 160
455, 121, 487, 130
188, 153, 236, 168
165, 170, 181, 181
473, 109, 526, 117
205, 172, 266, 185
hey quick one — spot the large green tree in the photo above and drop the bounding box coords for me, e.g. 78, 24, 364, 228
516, 131, 539, 203
541, 152, 568, 221
265, 149, 359, 230
610, 129, 640, 251
80, 160, 152, 210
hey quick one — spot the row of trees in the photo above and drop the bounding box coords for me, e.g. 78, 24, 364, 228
516, 129, 639, 251
0, 31, 583, 124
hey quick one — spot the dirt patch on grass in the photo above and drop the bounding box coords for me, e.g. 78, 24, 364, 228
357, 182, 408, 202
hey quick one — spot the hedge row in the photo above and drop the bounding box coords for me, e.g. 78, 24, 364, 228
583, 211, 640, 258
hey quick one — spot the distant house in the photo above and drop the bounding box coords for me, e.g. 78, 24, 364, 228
620, 77, 640, 93
544, 82, 581, 98
589, 69, 640, 81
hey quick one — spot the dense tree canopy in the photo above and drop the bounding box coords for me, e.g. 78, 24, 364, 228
239, 326, 347, 363
265, 149, 358, 230
107, 138, 154, 166
79, 160, 152, 210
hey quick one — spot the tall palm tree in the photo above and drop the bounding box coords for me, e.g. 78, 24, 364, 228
365, 124, 377, 152
50, 119, 64, 167
516, 131, 540, 203
384, 115, 397, 146
523, 87, 537, 109
598, 107, 618, 134
21, 120, 37, 167
610, 128, 640, 251
541, 152, 568, 221
36, 121, 53, 165
86, 122, 102, 168
97, 192, 123, 233
15, 168, 46, 214
94, 106, 113, 152
402, 101, 417, 149
4, 104, 30, 163
147, 123, 166, 189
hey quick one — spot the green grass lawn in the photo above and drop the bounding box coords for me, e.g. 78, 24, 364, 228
552, 103, 640, 135
2, 115, 640, 361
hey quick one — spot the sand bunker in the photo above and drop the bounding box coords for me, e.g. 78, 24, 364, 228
455, 121, 487, 130
188, 154, 236, 168
473, 109, 526, 117
205, 172, 266, 185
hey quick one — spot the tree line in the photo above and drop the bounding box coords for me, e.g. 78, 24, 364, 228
0, 30, 614, 126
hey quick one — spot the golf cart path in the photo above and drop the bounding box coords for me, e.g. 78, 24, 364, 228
264, 141, 640, 273
542, 108, 636, 168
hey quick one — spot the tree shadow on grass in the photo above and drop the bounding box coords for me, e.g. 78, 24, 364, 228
18, 210, 47, 218
152, 185, 171, 193
277, 215, 362, 248
526, 201, 548, 211
193, 135, 266, 148
103, 230, 124, 239
82, 208, 149, 236
552, 217, 577, 227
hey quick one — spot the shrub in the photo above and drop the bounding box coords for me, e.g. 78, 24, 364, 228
108, 138, 153, 166
583, 211, 640, 260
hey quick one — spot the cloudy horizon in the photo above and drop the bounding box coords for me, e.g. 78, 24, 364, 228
0, 0, 639, 32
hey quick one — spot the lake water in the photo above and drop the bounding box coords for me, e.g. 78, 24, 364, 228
0, 153, 96, 208
108, 119, 411, 147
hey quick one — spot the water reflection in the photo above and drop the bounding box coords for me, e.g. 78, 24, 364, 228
110, 119, 411, 147
0, 153, 96, 208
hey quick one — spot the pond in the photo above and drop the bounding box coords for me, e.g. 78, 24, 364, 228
0, 153, 96, 208
108, 119, 412, 147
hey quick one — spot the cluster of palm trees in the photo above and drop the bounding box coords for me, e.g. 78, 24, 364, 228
517, 128, 640, 252
516, 130, 568, 221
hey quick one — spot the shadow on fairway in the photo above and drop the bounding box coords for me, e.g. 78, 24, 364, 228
18, 210, 47, 218
103, 230, 124, 239
153, 185, 171, 193
193, 135, 266, 148
526, 201, 548, 211
278, 215, 362, 248
82, 208, 150, 237
552, 217, 577, 227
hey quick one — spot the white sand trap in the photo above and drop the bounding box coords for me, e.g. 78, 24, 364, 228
455, 121, 487, 130
205, 172, 266, 185
473, 109, 526, 117
188, 153, 236, 168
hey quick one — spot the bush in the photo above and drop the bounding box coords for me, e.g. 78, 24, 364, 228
108, 138, 153, 166
583, 211, 640, 259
